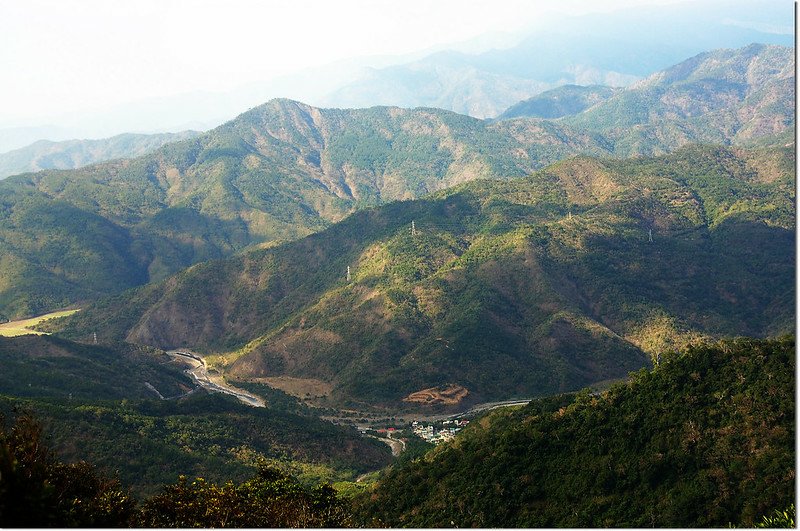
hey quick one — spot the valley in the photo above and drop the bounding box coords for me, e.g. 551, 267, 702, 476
165, 350, 265, 407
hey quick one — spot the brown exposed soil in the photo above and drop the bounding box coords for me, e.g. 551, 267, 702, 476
402, 384, 469, 405
250, 376, 333, 398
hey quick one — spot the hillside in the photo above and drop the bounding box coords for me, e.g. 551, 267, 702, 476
0, 101, 610, 320
0, 131, 201, 179
50, 145, 795, 407
565, 44, 795, 155
358, 336, 795, 527
0, 334, 391, 494
496, 85, 620, 120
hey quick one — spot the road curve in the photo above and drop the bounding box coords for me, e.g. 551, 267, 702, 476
166, 350, 265, 408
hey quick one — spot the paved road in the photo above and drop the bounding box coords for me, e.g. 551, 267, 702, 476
166, 350, 265, 408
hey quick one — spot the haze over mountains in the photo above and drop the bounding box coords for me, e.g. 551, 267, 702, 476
0, 131, 201, 179
3, 0, 791, 149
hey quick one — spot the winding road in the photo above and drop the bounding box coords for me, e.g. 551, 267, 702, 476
166, 350, 265, 408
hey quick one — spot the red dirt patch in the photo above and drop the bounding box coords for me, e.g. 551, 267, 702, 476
402, 384, 469, 405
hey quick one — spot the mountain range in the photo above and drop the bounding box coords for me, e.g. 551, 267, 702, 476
0, 131, 201, 180
50, 144, 795, 407
322, 3, 793, 118
0, 44, 792, 322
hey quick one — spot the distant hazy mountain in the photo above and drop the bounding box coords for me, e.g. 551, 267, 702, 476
53, 146, 795, 407
496, 85, 621, 120
322, 2, 793, 117
564, 43, 795, 155
0, 131, 201, 179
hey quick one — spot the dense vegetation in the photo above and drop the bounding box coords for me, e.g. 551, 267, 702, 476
359, 337, 795, 527
52, 144, 795, 407
0, 412, 354, 527
0, 45, 791, 320
0, 335, 390, 495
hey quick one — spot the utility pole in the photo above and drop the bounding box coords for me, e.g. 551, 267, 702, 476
346, 266, 351, 282
411, 220, 416, 236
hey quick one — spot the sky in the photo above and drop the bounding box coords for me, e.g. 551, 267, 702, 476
1, 0, 691, 126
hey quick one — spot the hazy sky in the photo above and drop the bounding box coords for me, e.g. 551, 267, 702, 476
1, 0, 693, 126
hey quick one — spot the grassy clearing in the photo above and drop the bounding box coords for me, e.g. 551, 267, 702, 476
0, 309, 80, 337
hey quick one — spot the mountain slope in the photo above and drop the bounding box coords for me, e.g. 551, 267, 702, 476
0, 44, 793, 320
51, 145, 795, 407
0, 101, 609, 319
564, 44, 794, 154
0, 131, 201, 179
496, 85, 620, 120
358, 336, 795, 527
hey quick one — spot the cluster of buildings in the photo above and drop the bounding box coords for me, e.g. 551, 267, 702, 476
411, 419, 469, 445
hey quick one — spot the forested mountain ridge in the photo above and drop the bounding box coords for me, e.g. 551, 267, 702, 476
0, 101, 609, 321
0, 45, 792, 321
0, 131, 201, 180
51, 145, 795, 407
358, 336, 795, 527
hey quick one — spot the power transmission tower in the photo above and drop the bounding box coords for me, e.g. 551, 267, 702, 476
93, 331, 97, 344
346, 266, 351, 282
648, 228, 653, 243
411, 220, 416, 236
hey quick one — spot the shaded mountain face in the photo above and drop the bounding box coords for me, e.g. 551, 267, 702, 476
53, 146, 795, 407
496, 85, 621, 120
0, 131, 202, 180
564, 44, 795, 154
359, 337, 795, 527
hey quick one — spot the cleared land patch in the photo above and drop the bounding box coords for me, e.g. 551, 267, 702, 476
0, 309, 80, 337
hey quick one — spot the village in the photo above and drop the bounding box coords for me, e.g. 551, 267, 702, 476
410, 419, 470, 444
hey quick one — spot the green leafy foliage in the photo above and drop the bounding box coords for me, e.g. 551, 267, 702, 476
138, 463, 352, 528
0, 412, 356, 527
359, 337, 795, 528
0, 411, 136, 527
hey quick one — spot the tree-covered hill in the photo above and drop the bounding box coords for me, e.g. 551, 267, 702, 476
358, 336, 795, 527
0, 101, 609, 321
50, 145, 795, 407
